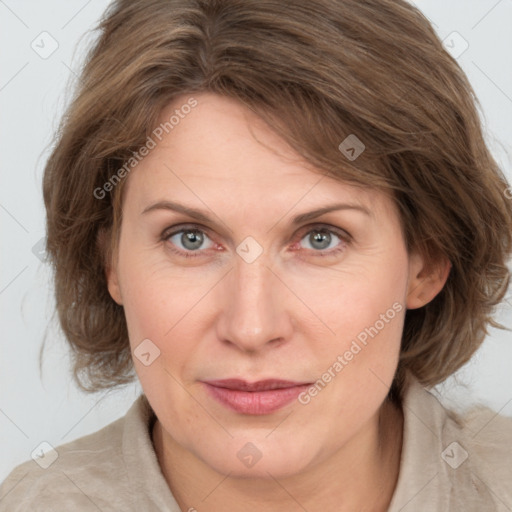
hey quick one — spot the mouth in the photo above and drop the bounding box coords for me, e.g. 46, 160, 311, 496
201, 379, 312, 415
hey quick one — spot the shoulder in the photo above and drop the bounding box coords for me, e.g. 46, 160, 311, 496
0, 399, 137, 512
455, 401, 512, 495
390, 375, 512, 511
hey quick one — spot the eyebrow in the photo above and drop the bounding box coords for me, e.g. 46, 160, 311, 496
141, 200, 371, 227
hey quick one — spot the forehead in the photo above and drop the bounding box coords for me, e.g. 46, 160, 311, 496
122, 92, 394, 220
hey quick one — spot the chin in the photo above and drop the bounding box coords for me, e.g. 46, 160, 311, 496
195, 435, 317, 480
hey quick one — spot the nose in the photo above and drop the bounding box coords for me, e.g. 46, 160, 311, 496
216, 255, 294, 353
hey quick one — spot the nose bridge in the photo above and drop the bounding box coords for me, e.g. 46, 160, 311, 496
218, 253, 289, 351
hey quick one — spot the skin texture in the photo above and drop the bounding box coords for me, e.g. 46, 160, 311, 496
106, 92, 450, 511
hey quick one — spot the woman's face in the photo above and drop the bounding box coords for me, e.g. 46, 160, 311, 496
107, 92, 441, 479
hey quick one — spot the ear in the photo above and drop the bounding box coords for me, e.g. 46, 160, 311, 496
97, 227, 123, 306
406, 249, 451, 310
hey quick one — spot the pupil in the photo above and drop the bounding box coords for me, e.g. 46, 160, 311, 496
311, 230, 330, 249
183, 230, 203, 250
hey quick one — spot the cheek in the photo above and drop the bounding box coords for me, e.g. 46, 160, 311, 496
117, 243, 182, 336
297, 250, 407, 407
297, 253, 407, 351
117, 250, 215, 372
118, 265, 204, 425
120, 279, 169, 346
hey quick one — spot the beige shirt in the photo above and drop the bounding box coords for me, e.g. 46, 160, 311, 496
1, 377, 511, 511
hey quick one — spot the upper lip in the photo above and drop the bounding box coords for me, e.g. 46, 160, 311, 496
203, 379, 310, 392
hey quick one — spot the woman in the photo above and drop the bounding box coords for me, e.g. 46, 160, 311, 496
1, 0, 511, 510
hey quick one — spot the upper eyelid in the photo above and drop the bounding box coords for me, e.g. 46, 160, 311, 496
162, 222, 350, 246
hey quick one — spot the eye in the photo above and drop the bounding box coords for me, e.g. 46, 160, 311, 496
162, 225, 215, 258
161, 223, 350, 259
295, 225, 349, 257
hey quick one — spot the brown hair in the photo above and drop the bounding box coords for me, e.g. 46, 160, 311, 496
42, 0, 512, 402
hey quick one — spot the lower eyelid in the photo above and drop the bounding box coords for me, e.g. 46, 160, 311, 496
163, 225, 349, 256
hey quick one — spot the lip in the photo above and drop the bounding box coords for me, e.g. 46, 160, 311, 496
202, 379, 311, 415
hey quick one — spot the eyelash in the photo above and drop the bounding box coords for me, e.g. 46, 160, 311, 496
161, 223, 351, 259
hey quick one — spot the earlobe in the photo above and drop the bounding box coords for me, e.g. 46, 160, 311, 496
406, 251, 451, 310
106, 265, 123, 306
98, 228, 123, 306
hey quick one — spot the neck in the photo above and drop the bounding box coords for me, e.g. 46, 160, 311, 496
152, 399, 403, 512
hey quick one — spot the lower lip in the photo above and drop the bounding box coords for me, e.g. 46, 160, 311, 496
202, 383, 310, 415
